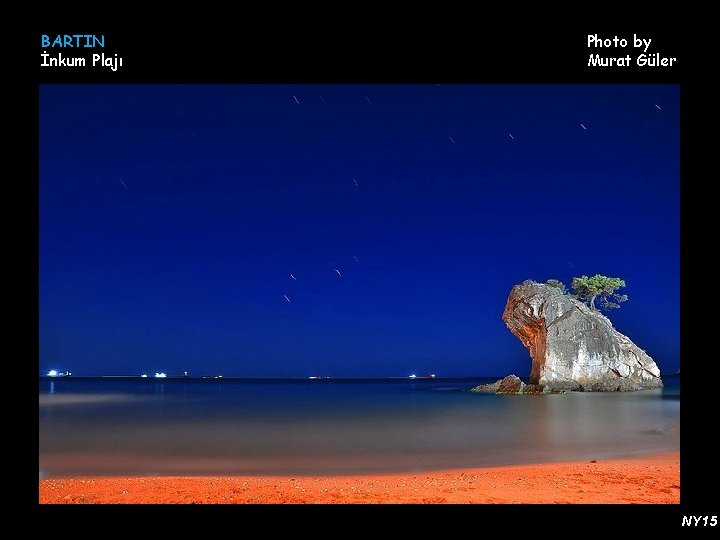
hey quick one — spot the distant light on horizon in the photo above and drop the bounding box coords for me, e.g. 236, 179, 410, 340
141, 374, 148, 378
47, 370, 58, 377
154, 372, 167, 378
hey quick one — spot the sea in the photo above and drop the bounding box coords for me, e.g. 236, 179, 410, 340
39, 375, 680, 478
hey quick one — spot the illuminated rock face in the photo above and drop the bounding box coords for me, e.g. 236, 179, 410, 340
502, 282, 663, 391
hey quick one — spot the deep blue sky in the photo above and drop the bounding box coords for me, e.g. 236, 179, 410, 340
39, 84, 679, 377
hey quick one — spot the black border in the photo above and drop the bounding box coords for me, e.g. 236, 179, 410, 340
29, 23, 703, 529
34, 28, 687, 83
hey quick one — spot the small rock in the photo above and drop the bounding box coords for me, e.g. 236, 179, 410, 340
497, 374, 523, 394
470, 380, 501, 393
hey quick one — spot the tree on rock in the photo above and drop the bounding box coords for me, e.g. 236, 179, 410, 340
571, 274, 628, 311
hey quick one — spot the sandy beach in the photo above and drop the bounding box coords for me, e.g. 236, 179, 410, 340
39, 450, 678, 504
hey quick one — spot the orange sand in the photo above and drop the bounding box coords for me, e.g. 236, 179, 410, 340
39, 451, 679, 504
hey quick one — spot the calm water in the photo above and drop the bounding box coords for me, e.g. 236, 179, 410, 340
39, 376, 680, 477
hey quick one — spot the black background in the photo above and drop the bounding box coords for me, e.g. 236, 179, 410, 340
25, 19, 705, 528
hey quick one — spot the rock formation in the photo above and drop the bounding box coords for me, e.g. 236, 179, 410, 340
471, 374, 556, 394
501, 281, 663, 391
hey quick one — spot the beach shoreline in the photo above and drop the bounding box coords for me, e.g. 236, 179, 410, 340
39, 450, 679, 504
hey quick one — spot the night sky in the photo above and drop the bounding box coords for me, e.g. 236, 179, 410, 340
39, 84, 679, 377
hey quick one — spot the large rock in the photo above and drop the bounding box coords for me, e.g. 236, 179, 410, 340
503, 281, 663, 391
